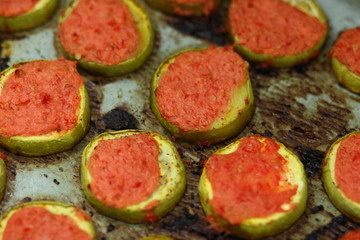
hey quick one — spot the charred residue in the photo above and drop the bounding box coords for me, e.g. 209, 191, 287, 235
0, 32, 30, 71
251, 56, 354, 153
0, 38, 10, 71
157, 166, 228, 240
306, 215, 359, 240
86, 80, 103, 113
2, 151, 65, 171
165, 2, 230, 46
0, 55, 9, 71
22, 197, 32, 203
315, 100, 352, 135
107, 223, 116, 233
102, 108, 139, 130
159, 209, 221, 240
295, 146, 325, 178
250, 66, 280, 79
160, 207, 200, 231
6, 159, 17, 179
293, 63, 310, 78
310, 205, 325, 214
85, 80, 106, 135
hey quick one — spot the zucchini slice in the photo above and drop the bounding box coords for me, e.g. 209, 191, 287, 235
0, 0, 58, 32
58, 0, 154, 77
199, 135, 307, 239
81, 130, 186, 223
0, 60, 90, 156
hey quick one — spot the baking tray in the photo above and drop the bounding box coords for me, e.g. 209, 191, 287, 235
0, 0, 360, 239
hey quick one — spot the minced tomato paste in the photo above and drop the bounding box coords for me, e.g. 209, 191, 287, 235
206, 135, 298, 224
59, 0, 140, 66
170, 0, 216, 15
0, 0, 38, 17
2, 207, 92, 240
0, 60, 83, 138
89, 134, 160, 208
156, 47, 247, 132
229, 0, 327, 57
340, 230, 360, 240
329, 27, 360, 76
335, 133, 360, 203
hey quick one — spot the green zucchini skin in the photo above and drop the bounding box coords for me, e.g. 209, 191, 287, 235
323, 132, 360, 223
59, 0, 154, 77
0, 60, 90, 157
199, 136, 308, 239
81, 130, 186, 223
0, 0, 59, 32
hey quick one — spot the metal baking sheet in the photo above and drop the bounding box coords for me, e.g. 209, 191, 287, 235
0, 0, 360, 239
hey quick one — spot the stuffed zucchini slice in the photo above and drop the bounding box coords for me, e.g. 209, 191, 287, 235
0, 201, 96, 239
81, 130, 186, 223
0, 60, 90, 157
151, 47, 255, 145
199, 135, 307, 239
144, 0, 220, 16
139, 236, 175, 240
58, 0, 154, 77
229, 0, 327, 68
323, 132, 360, 222
0, 153, 6, 201
0, 0, 58, 32
329, 27, 360, 93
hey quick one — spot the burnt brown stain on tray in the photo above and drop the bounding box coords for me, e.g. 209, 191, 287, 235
86, 80, 108, 135
249, 56, 357, 178
143, 51, 360, 239
156, 166, 226, 240
138, 51, 359, 238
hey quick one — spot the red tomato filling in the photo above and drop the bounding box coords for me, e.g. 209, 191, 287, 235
59, 0, 140, 66
2, 207, 92, 240
170, 0, 216, 15
335, 133, 360, 203
89, 134, 160, 208
229, 0, 326, 57
0, 60, 83, 138
340, 230, 360, 240
156, 47, 247, 132
0, 0, 38, 17
329, 27, 360, 76
206, 135, 298, 224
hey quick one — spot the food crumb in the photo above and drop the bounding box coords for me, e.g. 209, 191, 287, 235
53, 179, 60, 185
